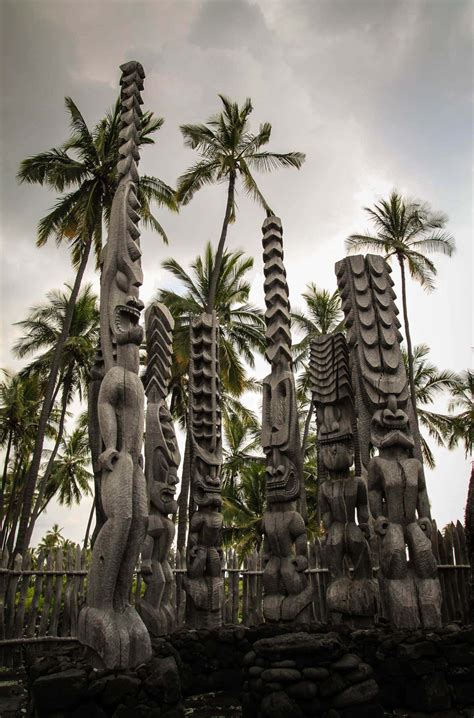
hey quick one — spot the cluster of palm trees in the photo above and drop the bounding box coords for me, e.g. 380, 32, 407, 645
1, 84, 472, 564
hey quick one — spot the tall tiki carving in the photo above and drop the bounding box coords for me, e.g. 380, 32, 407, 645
310, 333, 379, 625
336, 254, 442, 629
137, 303, 180, 636
183, 311, 224, 629
261, 216, 313, 623
78, 62, 152, 668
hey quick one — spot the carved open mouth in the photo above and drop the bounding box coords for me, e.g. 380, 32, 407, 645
114, 296, 144, 332
160, 487, 176, 502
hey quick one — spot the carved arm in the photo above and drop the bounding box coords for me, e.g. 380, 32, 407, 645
97, 369, 120, 469
368, 460, 383, 519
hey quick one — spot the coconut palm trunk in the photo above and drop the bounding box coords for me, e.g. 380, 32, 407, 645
14, 236, 92, 558
177, 430, 192, 554
23, 374, 72, 550
206, 171, 236, 313
397, 254, 424, 463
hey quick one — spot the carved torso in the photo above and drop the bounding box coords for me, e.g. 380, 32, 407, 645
321, 476, 363, 524
190, 509, 223, 549
371, 456, 422, 527
99, 366, 144, 458
262, 509, 305, 558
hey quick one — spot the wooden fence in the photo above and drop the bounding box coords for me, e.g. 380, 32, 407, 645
0, 521, 470, 661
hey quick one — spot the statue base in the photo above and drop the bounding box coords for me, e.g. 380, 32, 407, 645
327, 576, 379, 626
380, 571, 442, 629
184, 575, 224, 629
78, 605, 152, 669
137, 599, 175, 637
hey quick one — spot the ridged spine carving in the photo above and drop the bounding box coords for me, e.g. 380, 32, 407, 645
310, 332, 353, 407
262, 216, 292, 367
189, 312, 222, 459
335, 254, 408, 412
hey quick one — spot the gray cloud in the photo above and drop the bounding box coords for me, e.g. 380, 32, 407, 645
0, 0, 471, 543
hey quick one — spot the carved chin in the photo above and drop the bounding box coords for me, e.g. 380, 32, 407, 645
371, 428, 414, 449
194, 481, 222, 507
114, 301, 144, 345
266, 468, 299, 503
320, 444, 353, 472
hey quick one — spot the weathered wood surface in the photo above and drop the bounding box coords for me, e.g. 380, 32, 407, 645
0, 524, 471, 650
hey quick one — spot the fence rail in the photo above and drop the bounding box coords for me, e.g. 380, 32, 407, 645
0, 520, 470, 659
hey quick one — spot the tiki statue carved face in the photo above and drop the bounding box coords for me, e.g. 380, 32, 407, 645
193, 454, 222, 508
317, 400, 354, 473
262, 371, 300, 503
370, 394, 414, 451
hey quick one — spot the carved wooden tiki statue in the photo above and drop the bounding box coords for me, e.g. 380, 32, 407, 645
261, 216, 313, 623
137, 302, 180, 636
184, 311, 224, 628
78, 62, 152, 668
336, 254, 442, 629
310, 332, 379, 625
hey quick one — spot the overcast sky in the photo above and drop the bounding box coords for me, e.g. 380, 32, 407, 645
1, 0, 472, 546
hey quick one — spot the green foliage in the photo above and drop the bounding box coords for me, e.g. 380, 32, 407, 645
177, 94, 305, 215
345, 191, 455, 291
18, 98, 177, 267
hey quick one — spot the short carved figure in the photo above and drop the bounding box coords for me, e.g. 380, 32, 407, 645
368, 397, 442, 628
138, 303, 180, 636
184, 312, 224, 628
261, 216, 313, 623
311, 333, 379, 625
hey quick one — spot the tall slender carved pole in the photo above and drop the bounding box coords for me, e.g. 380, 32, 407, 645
336, 254, 442, 629
78, 62, 152, 668
183, 311, 224, 629
138, 303, 180, 635
261, 216, 313, 623
310, 332, 378, 625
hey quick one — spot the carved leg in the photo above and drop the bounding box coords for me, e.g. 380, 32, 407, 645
406, 522, 438, 578
380, 523, 407, 579
87, 453, 133, 608
263, 556, 283, 622
347, 523, 372, 580
326, 522, 345, 579
114, 460, 148, 611
407, 522, 442, 628
139, 560, 166, 636
115, 460, 151, 665
379, 523, 420, 630
78, 453, 134, 668
207, 546, 222, 578
140, 534, 153, 575
162, 560, 176, 633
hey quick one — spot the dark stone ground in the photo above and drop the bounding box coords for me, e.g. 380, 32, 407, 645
1, 623, 473, 717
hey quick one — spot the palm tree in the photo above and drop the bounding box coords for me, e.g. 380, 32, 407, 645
444, 370, 474, 570
37, 523, 66, 553
40, 423, 93, 516
155, 244, 266, 551
445, 370, 474, 457
292, 284, 344, 372
12, 284, 99, 548
14, 94, 177, 557
402, 344, 459, 469
345, 191, 455, 424
176, 95, 305, 312
0, 372, 59, 551
222, 462, 267, 560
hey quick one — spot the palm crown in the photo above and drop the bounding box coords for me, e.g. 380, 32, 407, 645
177, 95, 305, 311
18, 98, 177, 267
345, 191, 455, 291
